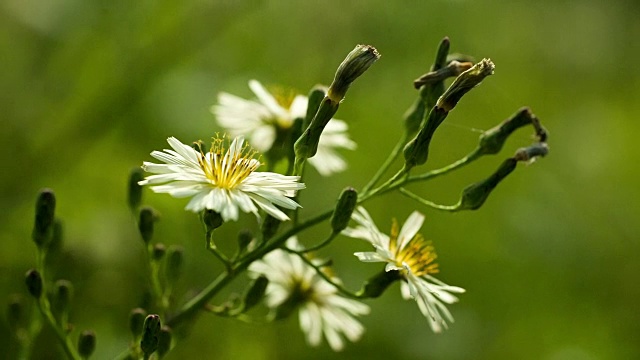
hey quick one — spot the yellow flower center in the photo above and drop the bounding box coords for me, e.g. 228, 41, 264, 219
388, 218, 439, 277
197, 136, 261, 190
269, 85, 298, 129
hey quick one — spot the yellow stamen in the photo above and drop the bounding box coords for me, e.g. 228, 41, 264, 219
197, 135, 261, 189
388, 218, 439, 277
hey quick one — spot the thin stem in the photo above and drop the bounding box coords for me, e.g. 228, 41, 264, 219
361, 132, 409, 194
206, 230, 231, 272
283, 248, 363, 300
406, 147, 481, 184
399, 188, 459, 212
300, 232, 337, 254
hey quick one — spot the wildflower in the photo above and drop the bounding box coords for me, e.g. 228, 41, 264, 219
139, 135, 304, 222
249, 239, 369, 351
343, 207, 465, 332
213, 80, 356, 176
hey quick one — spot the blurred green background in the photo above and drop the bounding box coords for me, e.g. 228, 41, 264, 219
1, 0, 639, 359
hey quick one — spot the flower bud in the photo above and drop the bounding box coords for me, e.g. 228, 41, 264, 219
327, 44, 380, 103
243, 276, 269, 312
128, 167, 145, 211
294, 97, 340, 162
138, 207, 158, 244
53, 279, 73, 317
236, 229, 254, 253
25, 269, 43, 299
403, 107, 449, 169
152, 243, 166, 261
165, 246, 184, 284
140, 314, 161, 357
303, 86, 327, 129
129, 308, 147, 340
357, 269, 402, 299
157, 326, 172, 359
47, 219, 64, 259
261, 215, 281, 241
478, 107, 535, 155
514, 143, 549, 162
457, 158, 517, 211
77, 330, 96, 359
436, 58, 495, 112
330, 187, 358, 234
6, 294, 25, 333
201, 209, 223, 232
32, 189, 56, 248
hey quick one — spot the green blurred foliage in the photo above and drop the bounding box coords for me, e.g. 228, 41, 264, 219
1, 0, 639, 359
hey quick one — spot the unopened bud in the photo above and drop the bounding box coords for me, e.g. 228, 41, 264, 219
457, 158, 517, 211
32, 189, 56, 248
140, 314, 161, 357
128, 167, 145, 211
413, 61, 473, 89
77, 330, 96, 359
478, 107, 535, 155
25, 269, 43, 299
236, 230, 254, 253
514, 143, 549, 162
129, 308, 147, 339
138, 207, 158, 244
303, 86, 327, 129
165, 246, 184, 284
157, 326, 172, 359
53, 279, 73, 316
294, 97, 340, 162
327, 44, 380, 103
243, 276, 269, 312
47, 219, 64, 258
403, 107, 449, 168
331, 187, 358, 233
7, 294, 25, 332
358, 270, 402, 299
152, 243, 166, 261
437, 58, 495, 112
261, 215, 281, 241
201, 209, 223, 232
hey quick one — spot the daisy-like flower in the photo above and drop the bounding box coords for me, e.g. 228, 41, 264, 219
138, 135, 305, 222
212, 79, 357, 176
249, 239, 370, 351
342, 207, 465, 333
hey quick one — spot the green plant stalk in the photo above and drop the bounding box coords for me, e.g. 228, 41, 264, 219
35, 251, 81, 360
398, 188, 459, 211
361, 131, 409, 194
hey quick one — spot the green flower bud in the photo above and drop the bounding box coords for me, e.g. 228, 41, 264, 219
77, 330, 96, 359
156, 326, 172, 359
25, 269, 43, 299
138, 207, 158, 244
128, 167, 145, 211
436, 58, 495, 112
403, 107, 449, 169
152, 243, 166, 261
201, 209, 223, 232
328, 44, 381, 103
357, 269, 402, 299
514, 143, 549, 162
129, 308, 147, 340
32, 189, 56, 248
303, 86, 327, 130
478, 107, 535, 155
236, 229, 254, 254
47, 219, 64, 259
53, 279, 73, 317
243, 276, 269, 312
165, 246, 184, 284
457, 158, 517, 211
294, 97, 340, 162
261, 215, 281, 241
140, 314, 161, 357
330, 187, 358, 234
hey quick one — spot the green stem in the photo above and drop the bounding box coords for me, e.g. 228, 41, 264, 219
300, 232, 337, 254
361, 132, 409, 194
206, 230, 231, 272
405, 147, 481, 184
399, 188, 459, 212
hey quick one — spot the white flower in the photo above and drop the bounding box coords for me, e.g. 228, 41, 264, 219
342, 207, 465, 333
138, 135, 305, 222
249, 239, 370, 351
212, 79, 357, 176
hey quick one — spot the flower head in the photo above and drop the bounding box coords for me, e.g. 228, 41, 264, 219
212, 80, 356, 176
139, 135, 305, 222
249, 239, 369, 351
342, 207, 465, 332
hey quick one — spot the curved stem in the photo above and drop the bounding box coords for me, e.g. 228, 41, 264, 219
300, 232, 337, 254
399, 188, 459, 212
361, 132, 409, 194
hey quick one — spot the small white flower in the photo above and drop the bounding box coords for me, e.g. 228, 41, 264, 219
342, 207, 465, 333
139, 135, 305, 222
212, 79, 356, 176
249, 239, 370, 351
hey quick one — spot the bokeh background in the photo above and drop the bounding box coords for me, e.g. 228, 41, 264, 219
1, 0, 639, 359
